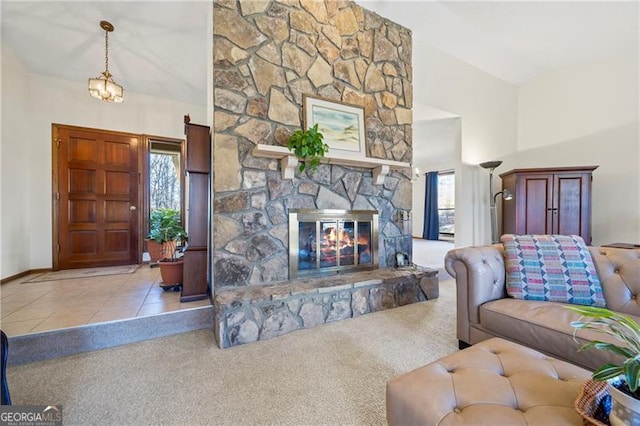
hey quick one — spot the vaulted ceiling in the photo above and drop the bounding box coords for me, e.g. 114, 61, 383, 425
1, 1, 210, 106
2, 1, 637, 111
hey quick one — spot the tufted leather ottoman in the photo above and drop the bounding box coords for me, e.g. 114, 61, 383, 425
386, 338, 592, 425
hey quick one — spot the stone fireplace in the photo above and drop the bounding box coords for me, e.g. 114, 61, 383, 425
213, 0, 414, 290
211, 0, 431, 349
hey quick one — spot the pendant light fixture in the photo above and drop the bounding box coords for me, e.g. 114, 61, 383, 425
88, 20, 124, 103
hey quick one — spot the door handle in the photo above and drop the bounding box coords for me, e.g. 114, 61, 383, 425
130, 206, 137, 211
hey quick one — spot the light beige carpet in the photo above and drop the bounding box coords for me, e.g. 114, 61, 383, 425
7, 279, 458, 425
22, 265, 139, 283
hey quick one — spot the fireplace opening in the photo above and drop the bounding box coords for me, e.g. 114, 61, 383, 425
289, 210, 378, 278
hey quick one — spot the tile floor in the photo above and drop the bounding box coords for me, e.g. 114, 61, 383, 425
1, 239, 450, 338
0, 264, 210, 337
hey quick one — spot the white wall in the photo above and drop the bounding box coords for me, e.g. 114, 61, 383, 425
518, 56, 638, 151
412, 42, 519, 247
1, 42, 31, 278
502, 55, 640, 245
412, 45, 639, 248
414, 42, 518, 165
412, 117, 459, 238
1, 42, 207, 278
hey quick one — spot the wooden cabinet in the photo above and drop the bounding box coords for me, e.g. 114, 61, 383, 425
181, 117, 211, 302
500, 166, 598, 244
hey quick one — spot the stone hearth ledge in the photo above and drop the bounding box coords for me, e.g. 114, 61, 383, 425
213, 268, 438, 348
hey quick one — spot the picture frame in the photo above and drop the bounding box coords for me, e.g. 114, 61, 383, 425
303, 94, 366, 156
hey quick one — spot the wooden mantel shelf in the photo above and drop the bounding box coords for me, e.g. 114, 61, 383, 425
252, 144, 411, 184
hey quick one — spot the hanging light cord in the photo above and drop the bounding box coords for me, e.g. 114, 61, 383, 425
104, 28, 110, 77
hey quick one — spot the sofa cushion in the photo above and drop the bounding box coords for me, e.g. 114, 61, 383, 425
501, 234, 605, 307
479, 298, 623, 371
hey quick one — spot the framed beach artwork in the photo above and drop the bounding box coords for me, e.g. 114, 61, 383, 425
303, 95, 366, 156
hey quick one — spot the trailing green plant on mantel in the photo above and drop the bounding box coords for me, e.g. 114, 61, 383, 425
286, 123, 329, 172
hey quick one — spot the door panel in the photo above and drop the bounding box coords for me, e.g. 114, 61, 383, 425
556, 175, 583, 236
54, 125, 139, 270
522, 176, 553, 235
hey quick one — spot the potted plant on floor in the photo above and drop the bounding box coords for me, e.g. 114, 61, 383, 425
287, 123, 328, 172
568, 305, 640, 425
147, 208, 188, 291
146, 209, 167, 265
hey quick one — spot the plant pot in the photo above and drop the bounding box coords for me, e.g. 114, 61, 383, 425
609, 379, 640, 426
146, 239, 164, 263
158, 259, 184, 285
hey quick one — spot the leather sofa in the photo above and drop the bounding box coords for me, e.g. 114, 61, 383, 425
444, 244, 640, 371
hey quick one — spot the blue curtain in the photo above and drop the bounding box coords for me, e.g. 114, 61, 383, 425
423, 172, 440, 240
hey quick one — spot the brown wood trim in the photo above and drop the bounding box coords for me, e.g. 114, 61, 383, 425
499, 165, 599, 178
180, 136, 187, 220
52, 123, 145, 139
143, 135, 186, 235
1, 268, 52, 285
51, 124, 60, 270
139, 136, 149, 264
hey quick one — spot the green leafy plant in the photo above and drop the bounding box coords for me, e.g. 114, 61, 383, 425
147, 208, 188, 261
286, 123, 329, 172
568, 305, 640, 398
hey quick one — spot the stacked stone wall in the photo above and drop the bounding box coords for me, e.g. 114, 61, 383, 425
214, 268, 438, 348
213, 0, 413, 288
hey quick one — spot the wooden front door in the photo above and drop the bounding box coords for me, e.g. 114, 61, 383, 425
53, 125, 140, 270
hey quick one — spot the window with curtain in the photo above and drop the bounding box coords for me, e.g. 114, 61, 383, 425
438, 172, 455, 237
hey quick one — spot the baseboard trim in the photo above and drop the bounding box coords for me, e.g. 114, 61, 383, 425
7, 306, 214, 366
1, 268, 51, 285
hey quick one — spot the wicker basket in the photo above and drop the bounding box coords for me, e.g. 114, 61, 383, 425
575, 379, 611, 426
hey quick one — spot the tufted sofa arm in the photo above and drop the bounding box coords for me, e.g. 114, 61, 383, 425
445, 244, 507, 345
590, 246, 640, 316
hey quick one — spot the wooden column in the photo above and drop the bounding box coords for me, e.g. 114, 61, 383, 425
181, 116, 210, 302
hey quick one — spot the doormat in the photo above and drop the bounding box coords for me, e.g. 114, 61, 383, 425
22, 264, 139, 283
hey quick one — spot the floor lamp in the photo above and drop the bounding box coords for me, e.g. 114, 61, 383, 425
479, 160, 508, 244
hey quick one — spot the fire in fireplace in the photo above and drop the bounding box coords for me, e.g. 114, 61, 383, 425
289, 210, 379, 278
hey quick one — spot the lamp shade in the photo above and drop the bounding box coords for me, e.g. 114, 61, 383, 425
88, 72, 124, 103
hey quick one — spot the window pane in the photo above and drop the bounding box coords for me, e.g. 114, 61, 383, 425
438, 173, 455, 235
438, 174, 455, 208
438, 209, 455, 235
150, 152, 181, 212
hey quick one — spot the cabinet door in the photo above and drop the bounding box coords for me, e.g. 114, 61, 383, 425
554, 172, 592, 243
517, 174, 554, 235
185, 123, 211, 173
